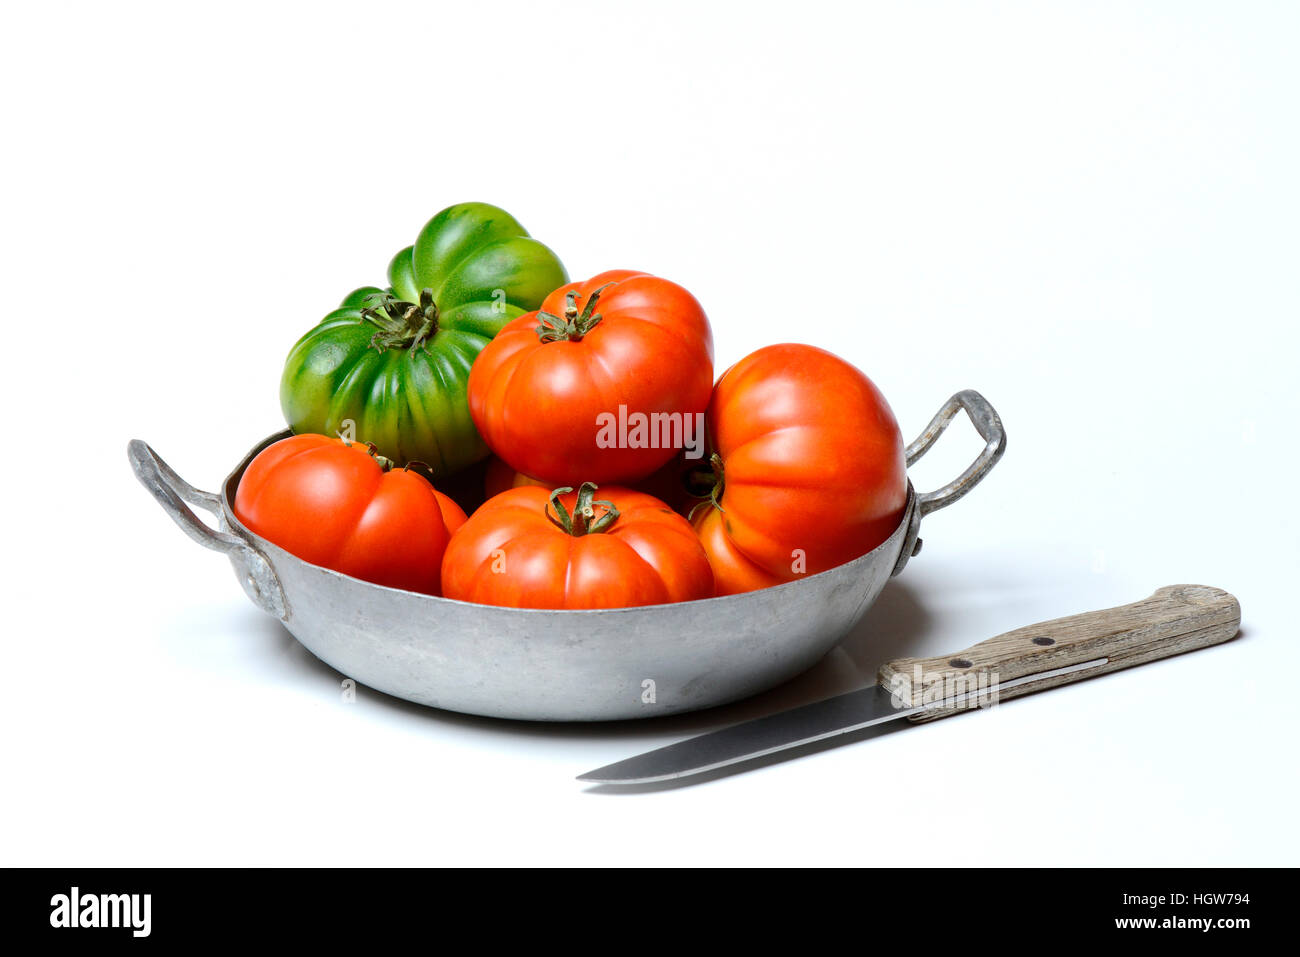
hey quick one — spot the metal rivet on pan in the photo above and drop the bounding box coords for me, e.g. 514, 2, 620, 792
1032, 636, 1055, 646
949, 658, 973, 669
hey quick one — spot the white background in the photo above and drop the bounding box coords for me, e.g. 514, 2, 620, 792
2, 1, 1296, 866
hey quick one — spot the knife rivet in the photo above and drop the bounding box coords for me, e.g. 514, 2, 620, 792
1032, 636, 1055, 646
949, 658, 972, 669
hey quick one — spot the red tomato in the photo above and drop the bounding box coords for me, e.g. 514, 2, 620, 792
233, 434, 467, 595
691, 344, 907, 596
442, 482, 713, 609
467, 270, 714, 485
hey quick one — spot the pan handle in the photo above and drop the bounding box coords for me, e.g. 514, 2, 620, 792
905, 389, 1006, 516
127, 439, 287, 620
892, 390, 1006, 576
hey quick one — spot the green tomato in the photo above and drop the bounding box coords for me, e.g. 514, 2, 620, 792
280, 203, 567, 476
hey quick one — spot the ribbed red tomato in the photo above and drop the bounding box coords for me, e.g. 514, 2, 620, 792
467, 270, 714, 485
690, 344, 908, 595
233, 434, 467, 594
441, 482, 713, 609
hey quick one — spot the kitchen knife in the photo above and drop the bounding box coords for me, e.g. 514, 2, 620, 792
578, 584, 1240, 785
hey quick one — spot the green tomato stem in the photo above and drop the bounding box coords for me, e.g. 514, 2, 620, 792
686, 452, 726, 521
534, 283, 613, 343
365, 442, 395, 471
546, 482, 620, 536
359, 288, 440, 352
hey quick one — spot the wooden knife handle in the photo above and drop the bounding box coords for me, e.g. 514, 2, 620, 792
877, 585, 1240, 723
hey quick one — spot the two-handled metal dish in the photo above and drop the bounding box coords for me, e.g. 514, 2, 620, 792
129, 390, 1005, 721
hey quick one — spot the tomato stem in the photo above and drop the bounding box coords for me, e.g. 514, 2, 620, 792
404, 460, 436, 483
360, 288, 440, 352
365, 442, 395, 471
546, 482, 620, 536
534, 283, 613, 343
686, 452, 726, 521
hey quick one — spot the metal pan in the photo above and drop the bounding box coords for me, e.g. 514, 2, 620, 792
128, 390, 1005, 721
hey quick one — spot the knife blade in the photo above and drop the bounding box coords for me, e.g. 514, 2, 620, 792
578, 584, 1240, 785
577, 660, 1105, 784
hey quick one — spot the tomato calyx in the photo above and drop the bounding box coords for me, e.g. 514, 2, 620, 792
685, 452, 726, 520
403, 459, 439, 483
360, 288, 440, 353
546, 482, 620, 536
337, 432, 397, 471
534, 283, 613, 343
